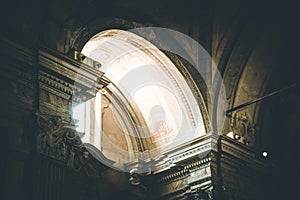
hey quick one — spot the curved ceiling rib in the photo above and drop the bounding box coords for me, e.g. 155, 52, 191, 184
73, 29, 206, 171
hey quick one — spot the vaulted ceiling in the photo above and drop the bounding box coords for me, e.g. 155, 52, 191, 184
1, 0, 299, 195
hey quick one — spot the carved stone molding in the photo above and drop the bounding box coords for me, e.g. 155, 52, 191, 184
36, 111, 110, 179
38, 46, 110, 104
152, 134, 218, 174
151, 134, 267, 199
157, 150, 214, 199
36, 112, 81, 163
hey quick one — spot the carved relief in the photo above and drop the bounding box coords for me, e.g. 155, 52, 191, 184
36, 112, 85, 170
230, 111, 256, 146
159, 157, 213, 199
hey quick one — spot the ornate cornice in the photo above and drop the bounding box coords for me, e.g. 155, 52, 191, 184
38, 71, 74, 95
38, 46, 110, 103
159, 157, 211, 185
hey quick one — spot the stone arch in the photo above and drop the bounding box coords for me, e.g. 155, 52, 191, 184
72, 28, 213, 171
68, 18, 213, 130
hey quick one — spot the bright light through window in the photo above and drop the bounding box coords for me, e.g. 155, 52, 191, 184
72, 29, 206, 167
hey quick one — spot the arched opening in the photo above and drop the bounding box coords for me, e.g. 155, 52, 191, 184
72, 29, 207, 172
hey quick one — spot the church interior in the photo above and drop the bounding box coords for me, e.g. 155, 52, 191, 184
0, 0, 299, 199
